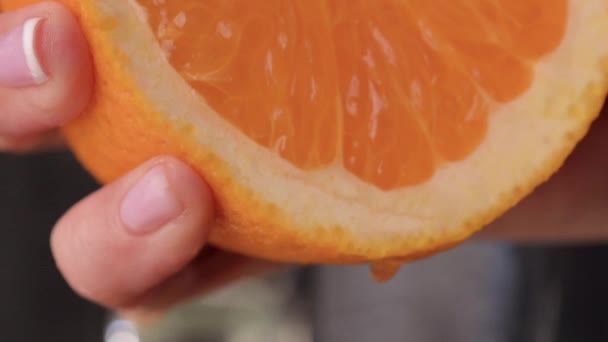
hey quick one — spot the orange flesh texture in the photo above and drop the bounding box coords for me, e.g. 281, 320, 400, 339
138, 0, 567, 190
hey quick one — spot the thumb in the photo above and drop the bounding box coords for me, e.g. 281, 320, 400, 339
51, 156, 215, 310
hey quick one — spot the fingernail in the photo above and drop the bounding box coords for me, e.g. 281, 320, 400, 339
121, 165, 184, 235
0, 17, 49, 87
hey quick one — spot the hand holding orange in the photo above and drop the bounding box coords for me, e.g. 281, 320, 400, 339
3, 0, 608, 281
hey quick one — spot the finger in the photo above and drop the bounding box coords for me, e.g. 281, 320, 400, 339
51, 156, 215, 309
122, 249, 279, 323
0, 1, 93, 136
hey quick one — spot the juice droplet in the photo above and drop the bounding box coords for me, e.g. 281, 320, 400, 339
370, 259, 403, 282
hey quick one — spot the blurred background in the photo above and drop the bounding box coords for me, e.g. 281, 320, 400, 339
2, 150, 608, 342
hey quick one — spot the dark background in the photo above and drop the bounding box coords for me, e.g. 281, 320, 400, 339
0, 152, 105, 341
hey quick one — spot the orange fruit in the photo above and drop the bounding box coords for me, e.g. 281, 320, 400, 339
4, 0, 608, 279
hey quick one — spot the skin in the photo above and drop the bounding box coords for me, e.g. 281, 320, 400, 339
2, 1, 607, 323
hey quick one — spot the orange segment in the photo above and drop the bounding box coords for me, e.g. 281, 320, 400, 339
431, 63, 488, 162
144, 0, 341, 168
138, 0, 567, 190
412, 1, 567, 59
334, 8, 437, 187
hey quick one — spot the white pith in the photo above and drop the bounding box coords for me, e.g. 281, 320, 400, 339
96, 0, 608, 251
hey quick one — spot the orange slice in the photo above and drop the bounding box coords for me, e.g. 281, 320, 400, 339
4, 0, 608, 278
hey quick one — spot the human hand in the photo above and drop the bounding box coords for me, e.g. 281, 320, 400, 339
0, 2, 274, 322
